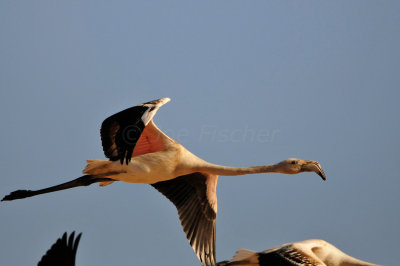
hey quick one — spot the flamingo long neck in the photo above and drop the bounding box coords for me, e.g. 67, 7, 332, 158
337, 254, 380, 266
314, 242, 380, 266
196, 162, 281, 176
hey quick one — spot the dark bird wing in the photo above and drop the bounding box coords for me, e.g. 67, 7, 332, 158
152, 172, 218, 266
218, 245, 323, 266
38, 232, 82, 266
100, 97, 170, 164
258, 245, 322, 266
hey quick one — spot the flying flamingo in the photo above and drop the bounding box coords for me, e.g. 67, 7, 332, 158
217, 239, 380, 266
2, 98, 326, 265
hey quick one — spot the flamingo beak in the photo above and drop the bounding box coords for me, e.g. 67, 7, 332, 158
303, 161, 326, 181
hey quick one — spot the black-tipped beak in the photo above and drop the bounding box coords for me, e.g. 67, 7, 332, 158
302, 161, 326, 181
318, 170, 326, 181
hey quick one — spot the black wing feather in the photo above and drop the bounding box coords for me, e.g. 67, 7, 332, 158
100, 105, 148, 164
258, 246, 318, 266
38, 232, 82, 266
152, 173, 217, 266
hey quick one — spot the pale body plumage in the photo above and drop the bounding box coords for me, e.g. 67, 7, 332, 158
85, 141, 206, 184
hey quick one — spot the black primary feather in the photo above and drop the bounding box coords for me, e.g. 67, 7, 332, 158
38, 232, 82, 266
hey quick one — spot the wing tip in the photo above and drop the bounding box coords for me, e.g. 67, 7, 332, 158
142, 97, 171, 106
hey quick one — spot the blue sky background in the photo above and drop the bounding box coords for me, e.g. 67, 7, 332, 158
1, 1, 399, 265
